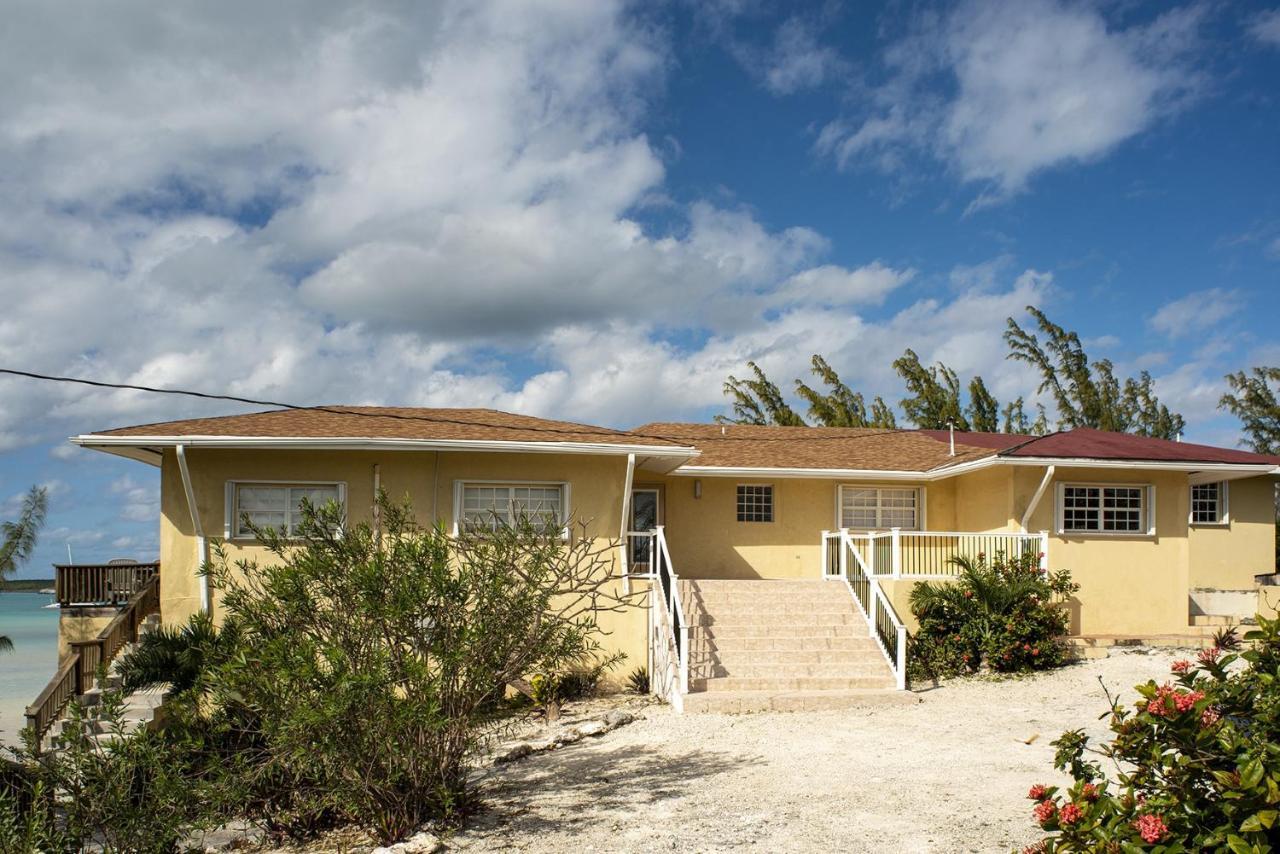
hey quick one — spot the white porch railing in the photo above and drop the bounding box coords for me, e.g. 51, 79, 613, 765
822, 530, 907, 690
841, 528, 1049, 579
628, 526, 688, 710
821, 527, 1050, 690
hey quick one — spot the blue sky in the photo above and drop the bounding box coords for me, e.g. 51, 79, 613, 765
1, 0, 1278, 576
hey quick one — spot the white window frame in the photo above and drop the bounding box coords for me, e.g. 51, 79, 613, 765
224, 480, 347, 540
451, 479, 571, 538
835, 485, 925, 531
1055, 482, 1156, 537
735, 483, 775, 523
1189, 481, 1230, 527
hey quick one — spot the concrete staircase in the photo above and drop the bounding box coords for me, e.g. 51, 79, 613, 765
679, 579, 913, 713
45, 614, 168, 753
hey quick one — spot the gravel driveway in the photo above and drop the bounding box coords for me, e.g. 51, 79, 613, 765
445, 650, 1185, 853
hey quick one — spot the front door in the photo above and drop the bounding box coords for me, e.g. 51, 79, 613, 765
630, 488, 661, 571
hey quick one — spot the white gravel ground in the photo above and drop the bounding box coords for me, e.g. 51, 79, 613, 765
440, 649, 1187, 854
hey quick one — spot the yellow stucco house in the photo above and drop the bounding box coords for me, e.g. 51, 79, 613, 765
73, 406, 1279, 713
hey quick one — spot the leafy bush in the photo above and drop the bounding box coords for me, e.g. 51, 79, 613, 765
117, 610, 240, 698
1027, 613, 1280, 851
203, 495, 635, 844
2, 692, 215, 853
626, 666, 649, 695
907, 550, 1078, 680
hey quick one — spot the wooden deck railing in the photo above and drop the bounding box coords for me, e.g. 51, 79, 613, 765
25, 573, 161, 745
54, 561, 159, 606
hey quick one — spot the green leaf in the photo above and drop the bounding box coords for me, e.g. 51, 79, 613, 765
1226, 835, 1254, 854
1242, 759, 1266, 790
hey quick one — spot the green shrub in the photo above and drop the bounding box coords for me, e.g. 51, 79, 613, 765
907, 550, 1077, 680
1027, 613, 1280, 850
203, 494, 636, 844
626, 666, 649, 695
117, 610, 240, 698
2, 692, 216, 853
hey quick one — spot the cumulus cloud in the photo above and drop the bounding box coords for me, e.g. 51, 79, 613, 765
762, 17, 849, 95
1251, 9, 1280, 46
1149, 288, 1244, 338
0, 0, 1068, 458
816, 0, 1206, 208
109, 475, 160, 523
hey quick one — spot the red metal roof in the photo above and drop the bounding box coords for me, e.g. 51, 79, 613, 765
1001, 428, 1280, 465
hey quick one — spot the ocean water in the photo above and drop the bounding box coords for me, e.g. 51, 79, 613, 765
0, 591, 60, 745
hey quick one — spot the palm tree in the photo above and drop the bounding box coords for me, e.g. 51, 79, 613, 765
0, 485, 49, 652
116, 611, 239, 699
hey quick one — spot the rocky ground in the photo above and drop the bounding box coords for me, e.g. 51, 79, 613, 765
241, 649, 1190, 853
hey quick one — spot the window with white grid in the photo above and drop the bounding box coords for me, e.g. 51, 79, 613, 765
1060, 484, 1147, 534
838, 486, 919, 530
234, 483, 341, 538
736, 485, 773, 522
461, 483, 564, 532
1190, 482, 1226, 525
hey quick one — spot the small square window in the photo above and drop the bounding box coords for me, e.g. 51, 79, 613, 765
736, 485, 773, 522
1191, 482, 1226, 525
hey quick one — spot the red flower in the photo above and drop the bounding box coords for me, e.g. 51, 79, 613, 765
1058, 803, 1083, 825
1081, 783, 1099, 801
964, 590, 974, 598
1133, 814, 1168, 844
1037, 551, 1045, 559
1170, 659, 1193, 674
1023, 643, 1032, 652
1198, 646, 1220, 664
1032, 648, 1040, 656
1200, 707, 1221, 727
1033, 799, 1057, 826
1145, 683, 1205, 718
1027, 784, 1049, 801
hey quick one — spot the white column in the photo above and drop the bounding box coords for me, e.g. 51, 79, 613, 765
891, 527, 902, 579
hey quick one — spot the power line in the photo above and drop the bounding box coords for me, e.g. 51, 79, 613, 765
0, 367, 956, 447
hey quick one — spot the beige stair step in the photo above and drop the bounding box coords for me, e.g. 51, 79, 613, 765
705, 661, 892, 678
696, 635, 879, 651
701, 649, 884, 665
683, 688, 916, 714
694, 675, 895, 692
699, 624, 868, 639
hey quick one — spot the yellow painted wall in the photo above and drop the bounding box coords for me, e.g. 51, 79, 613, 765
158, 448, 649, 680
1022, 467, 1187, 636
56, 608, 117, 659
658, 476, 943, 579
1187, 476, 1277, 590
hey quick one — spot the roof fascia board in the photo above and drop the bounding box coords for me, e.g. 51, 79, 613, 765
72, 434, 697, 459
992, 455, 1278, 474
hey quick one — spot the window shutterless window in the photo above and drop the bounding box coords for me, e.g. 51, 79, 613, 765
459, 483, 566, 533
232, 483, 343, 538
1190, 482, 1228, 525
838, 486, 919, 530
736, 485, 773, 522
1058, 484, 1152, 535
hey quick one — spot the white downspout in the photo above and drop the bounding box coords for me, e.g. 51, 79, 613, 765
175, 444, 210, 614
1021, 465, 1056, 532
620, 453, 636, 593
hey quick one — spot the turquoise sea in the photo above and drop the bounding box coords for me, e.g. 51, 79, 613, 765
0, 592, 60, 745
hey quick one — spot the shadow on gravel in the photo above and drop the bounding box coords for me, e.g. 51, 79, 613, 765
465, 742, 756, 837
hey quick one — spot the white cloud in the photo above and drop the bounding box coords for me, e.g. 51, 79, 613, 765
771, 263, 916, 308
109, 475, 160, 523
763, 17, 848, 95
1251, 9, 1280, 46
1149, 288, 1244, 338
817, 0, 1206, 207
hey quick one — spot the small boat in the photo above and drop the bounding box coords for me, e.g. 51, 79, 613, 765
39, 588, 54, 595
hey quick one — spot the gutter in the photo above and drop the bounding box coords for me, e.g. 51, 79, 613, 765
175, 444, 211, 614
72, 434, 698, 459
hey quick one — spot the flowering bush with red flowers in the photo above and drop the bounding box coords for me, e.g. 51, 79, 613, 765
1026, 612, 1280, 851
907, 550, 1077, 680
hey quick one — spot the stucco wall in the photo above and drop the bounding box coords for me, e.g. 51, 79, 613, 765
1187, 476, 1276, 591
658, 476, 950, 579
158, 448, 649, 676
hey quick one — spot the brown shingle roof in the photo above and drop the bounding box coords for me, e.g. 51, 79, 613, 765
89, 407, 690, 448
632, 423, 998, 471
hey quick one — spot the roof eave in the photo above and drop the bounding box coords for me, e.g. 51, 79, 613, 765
72, 434, 699, 459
